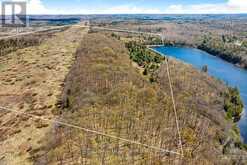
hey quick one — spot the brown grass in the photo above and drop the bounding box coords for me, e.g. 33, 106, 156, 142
0, 25, 88, 164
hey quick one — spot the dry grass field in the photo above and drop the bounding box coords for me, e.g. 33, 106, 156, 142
0, 25, 88, 164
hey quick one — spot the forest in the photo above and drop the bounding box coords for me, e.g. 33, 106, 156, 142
29, 31, 247, 164
1, 17, 247, 164
198, 35, 247, 69
100, 19, 247, 70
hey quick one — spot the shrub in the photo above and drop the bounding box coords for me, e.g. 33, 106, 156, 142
202, 65, 208, 73
143, 68, 148, 75
125, 41, 164, 75
224, 87, 244, 122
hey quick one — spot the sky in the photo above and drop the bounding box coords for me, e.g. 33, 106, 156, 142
0, 0, 247, 14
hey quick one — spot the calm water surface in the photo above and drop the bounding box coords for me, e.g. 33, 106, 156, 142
153, 46, 247, 143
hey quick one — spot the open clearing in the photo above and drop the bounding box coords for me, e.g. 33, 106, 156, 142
0, 25, 88, 164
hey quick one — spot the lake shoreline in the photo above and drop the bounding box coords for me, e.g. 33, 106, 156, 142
150, 43, 247, 70
151, 45, 247, 144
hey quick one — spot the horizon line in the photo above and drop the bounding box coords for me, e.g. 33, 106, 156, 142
1, 13, 247, 16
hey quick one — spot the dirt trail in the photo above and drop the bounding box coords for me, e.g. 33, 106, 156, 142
0, 25, 88, 165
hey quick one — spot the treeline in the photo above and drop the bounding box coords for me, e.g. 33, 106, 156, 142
0, 28, 68, 56
143, 31, 247, 70
144, 36, 190, 47
224, 87, 244, 122
144, 36, 163, 45
198, 35, 247, 69
125, 41, 164, 80
0, 36, 42, 56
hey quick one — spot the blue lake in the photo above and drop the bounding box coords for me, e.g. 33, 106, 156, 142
153, 46, 247, 143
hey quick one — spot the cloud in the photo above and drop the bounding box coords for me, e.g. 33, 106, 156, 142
0, 0, 162, 14
27, 0, 49, 14
228, 0, 247, 7
165, 0, 247, 14
0, 0, 50, 14
1, 0, 246, 14
95, 5, 161, 14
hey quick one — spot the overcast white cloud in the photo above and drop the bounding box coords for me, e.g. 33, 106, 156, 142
97, 5, 162, 14
0, 0, 162, 14
1, 0, 247, 14
165, 0, 247, 14
27, 0, 49, 14
0, 0, 49, 14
